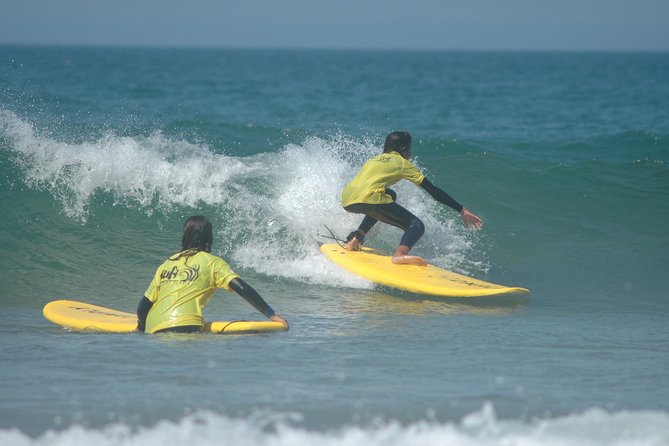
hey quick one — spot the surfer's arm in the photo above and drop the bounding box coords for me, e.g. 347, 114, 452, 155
136, 296, 153, 333
229, 278, 289, 328
419, 178, 463, 211
419, 178, 482, 230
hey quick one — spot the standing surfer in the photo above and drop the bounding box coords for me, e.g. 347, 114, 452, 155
341, 131, 482, 266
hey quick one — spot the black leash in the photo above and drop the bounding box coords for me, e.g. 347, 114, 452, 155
318, 225, 346, 249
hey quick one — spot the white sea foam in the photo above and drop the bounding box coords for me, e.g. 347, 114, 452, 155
1, 110, 483, 285
1, 110, 248, 219
1, 405, 668, 446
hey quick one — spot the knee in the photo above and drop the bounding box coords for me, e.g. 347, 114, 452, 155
408, 218, 425, 238
400, 217, 425, 249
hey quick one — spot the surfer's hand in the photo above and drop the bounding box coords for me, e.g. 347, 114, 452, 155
461, 208, 482, 230
270, 314, 289, 329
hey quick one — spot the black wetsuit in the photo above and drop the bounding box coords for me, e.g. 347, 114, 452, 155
344, 178, 463, 248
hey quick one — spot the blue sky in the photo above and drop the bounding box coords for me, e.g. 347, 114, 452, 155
1, 0, 668, 51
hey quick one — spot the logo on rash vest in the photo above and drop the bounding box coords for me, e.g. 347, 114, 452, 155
160, 264, 200, 283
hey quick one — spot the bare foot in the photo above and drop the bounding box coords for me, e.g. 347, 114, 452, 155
344, 237, 361, 251
391, 255, 427, 266
391, 244, 426, 266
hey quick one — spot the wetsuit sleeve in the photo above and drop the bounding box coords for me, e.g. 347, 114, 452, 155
420, 178, 464, 212
229, 278, 276, 318
136, 296, 153, 333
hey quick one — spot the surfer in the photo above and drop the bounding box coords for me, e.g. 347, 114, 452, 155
136, 216, 288, 333
342, 131, 482, 266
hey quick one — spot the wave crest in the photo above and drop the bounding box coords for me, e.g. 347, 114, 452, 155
1, 111, 482, 284
2, 405, 668, 446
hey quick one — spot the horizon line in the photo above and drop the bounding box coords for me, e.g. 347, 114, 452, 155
1, 41, 668, 54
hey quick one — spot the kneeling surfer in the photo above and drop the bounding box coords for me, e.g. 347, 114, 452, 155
342, 131, 482, 266
136, 215, 288, 333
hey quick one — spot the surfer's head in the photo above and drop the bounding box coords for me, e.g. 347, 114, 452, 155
383, 131, 412, 159
181, 215, 213, 253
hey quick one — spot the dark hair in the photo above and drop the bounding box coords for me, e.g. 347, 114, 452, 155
383, 131, 412, 154
181, 215, 213, 253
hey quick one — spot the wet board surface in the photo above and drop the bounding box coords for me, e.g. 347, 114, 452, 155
43, 300, 287, 334
320, 243, 529, 297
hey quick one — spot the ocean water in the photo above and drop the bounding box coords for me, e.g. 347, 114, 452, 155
1, 46, 668, 445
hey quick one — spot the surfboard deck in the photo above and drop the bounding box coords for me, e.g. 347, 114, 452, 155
43, 300, 288, 334
320, 243, 529, 297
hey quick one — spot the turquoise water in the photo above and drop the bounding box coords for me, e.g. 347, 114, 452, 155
1, 46, 668, 445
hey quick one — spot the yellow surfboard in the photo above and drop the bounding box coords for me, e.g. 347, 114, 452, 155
43, 300, 288, 334
320, 243, 529, 297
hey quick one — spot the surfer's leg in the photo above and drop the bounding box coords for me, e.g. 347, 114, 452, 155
343, 204, 379, 250
345, 220, 374, 250
343, 189, 398, 250
368, 203, 427, 266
